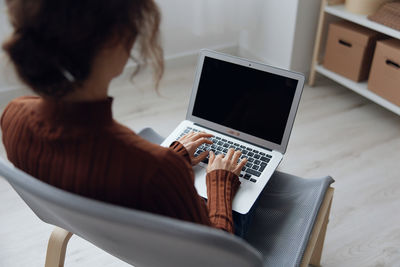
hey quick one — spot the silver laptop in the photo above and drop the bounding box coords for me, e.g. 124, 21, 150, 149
161, 49, 305, 214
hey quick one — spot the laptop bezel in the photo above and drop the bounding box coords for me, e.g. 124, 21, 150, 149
186, 49, 305, 154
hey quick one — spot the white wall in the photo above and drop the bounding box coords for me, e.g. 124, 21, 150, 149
0, 0, 18, 92
238, 0, 321, 76
290, 0, 322, 76
0, 1, 10, 41
156, 0, 240, 59
238, 0, 299, 69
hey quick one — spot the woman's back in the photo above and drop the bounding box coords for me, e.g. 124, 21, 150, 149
1, 96, 212, 224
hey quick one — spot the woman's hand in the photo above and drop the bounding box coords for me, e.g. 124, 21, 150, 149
178, 131, 213, 165
207, 148, 247, 176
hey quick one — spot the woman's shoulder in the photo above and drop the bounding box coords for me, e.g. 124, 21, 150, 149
6, 95, 40, 107
1, 96, 40, 125
3, 95, 39, 110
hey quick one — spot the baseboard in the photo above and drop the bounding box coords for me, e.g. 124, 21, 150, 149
238, 46, 310, 80
164, 43, 238, 69
124, 43, 238, 71
0, 85, 24, 94
237, 47, 269, 64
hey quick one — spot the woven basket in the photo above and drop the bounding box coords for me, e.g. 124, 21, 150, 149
368, 2, 400, 31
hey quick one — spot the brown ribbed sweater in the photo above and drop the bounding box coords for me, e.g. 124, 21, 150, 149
1, 96, 240, 233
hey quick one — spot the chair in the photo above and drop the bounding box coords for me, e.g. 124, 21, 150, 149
0, 128, 334, 267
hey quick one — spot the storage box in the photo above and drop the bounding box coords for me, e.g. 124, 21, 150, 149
323, 21, 382, 82
368, 39, 400, 106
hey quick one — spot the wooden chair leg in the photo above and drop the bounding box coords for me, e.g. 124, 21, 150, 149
301, 187, 334, 267
310, 195, 332, 267
44, 227, 73, 267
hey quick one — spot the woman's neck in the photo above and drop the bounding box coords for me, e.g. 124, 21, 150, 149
61, 41, 130, 102
62, 78, 110, 102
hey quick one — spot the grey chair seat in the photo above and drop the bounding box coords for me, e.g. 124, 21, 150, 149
0, 128, 334, 267
245, 172, 333, 266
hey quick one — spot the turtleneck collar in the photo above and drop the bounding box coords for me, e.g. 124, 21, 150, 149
38, 97, 114, 126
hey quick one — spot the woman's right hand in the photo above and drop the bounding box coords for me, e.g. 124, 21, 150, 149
207, 148, 247, 176
177, 131, 213, 165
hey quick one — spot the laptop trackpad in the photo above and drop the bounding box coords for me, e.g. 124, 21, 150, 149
193, 164, 208, 199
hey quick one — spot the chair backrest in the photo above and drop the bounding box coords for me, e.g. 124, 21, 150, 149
0, 158, 263, 267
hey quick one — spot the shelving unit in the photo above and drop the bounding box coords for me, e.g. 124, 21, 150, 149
309, 0, 400, 116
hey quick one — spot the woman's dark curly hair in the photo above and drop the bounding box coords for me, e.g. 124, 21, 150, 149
2, 0, 163, 98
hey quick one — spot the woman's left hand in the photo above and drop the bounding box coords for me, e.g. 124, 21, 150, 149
178, 131, 213, 165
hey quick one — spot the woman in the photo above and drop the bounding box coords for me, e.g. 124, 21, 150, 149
1, 0, 247, 234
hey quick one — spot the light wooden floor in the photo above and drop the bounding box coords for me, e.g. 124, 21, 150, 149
0, 62, 399, 267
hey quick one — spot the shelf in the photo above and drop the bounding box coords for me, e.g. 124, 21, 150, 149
310, 3, 400, 116
315, 65, 400, 115
325, 4, 400, 39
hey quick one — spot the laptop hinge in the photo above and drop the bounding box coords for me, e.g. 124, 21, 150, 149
194, 123, 273, 152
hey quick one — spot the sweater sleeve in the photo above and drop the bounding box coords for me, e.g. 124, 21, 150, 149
169, 141, 191, 164
206, 170, 241, 232
141, 149, 239, 233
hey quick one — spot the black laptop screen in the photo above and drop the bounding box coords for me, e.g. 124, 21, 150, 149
192, 56, 298, 145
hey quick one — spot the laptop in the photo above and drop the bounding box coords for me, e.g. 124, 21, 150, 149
161, 49, 305, 214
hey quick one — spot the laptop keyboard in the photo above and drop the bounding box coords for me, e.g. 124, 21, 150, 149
175, 127, 272, 183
